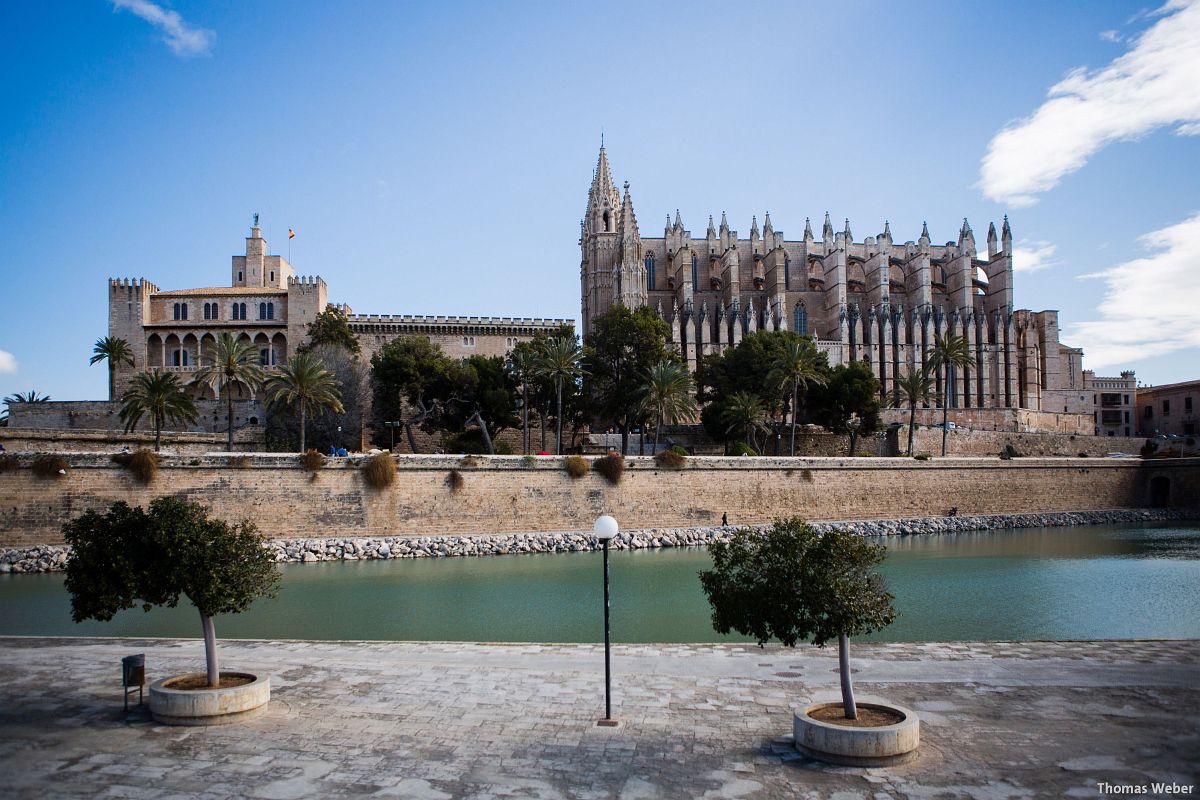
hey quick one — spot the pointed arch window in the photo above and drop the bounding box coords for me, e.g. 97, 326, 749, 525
691, 253, 698, 288
793, 302, 808, 336
785, 254, 791, 290
644, 254, 655, 290
267, 302, 274, 320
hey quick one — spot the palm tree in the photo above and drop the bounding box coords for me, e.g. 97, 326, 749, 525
641, 360, 698, 452
768, 340, 828, 456
925, 334, 974, 457
192, 333, 266, 452
90, 336, 134, 400
507, 345, 536, 455
893, 368, 936, 456
533, 336, 584, 455
266, 353, 344, 453
119, 370, 199, 451
721, 392, 770, 455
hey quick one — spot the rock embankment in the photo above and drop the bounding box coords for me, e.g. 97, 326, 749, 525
2, 509, 1193, 573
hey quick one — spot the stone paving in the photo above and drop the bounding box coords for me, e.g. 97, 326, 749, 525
0, 638, 1197, 799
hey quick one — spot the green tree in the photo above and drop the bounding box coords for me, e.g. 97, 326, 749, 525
266, 352, 345, 453
89, 336, 135, 400
699, 519, 896, 719
64, 498, 280, 688
925, 334, 974, 457
768, 338, 829, 456
192, 333, 267, 452
534, 335, 585, 455
507, 340, 539, 454
808, 361, 882, 454
640, 359, 697, 452
720, 391, 770, 455
438, 355, 520, 455
118, 370, 199, 451
266, 343, 368, 454
697, 330, 827, 453
370, 335, 455, 452
299, 306, 360, 355
893, 368, 936, 456
584, 305, 670, 455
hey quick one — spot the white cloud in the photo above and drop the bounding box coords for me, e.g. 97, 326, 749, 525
1011, 240, 1060, 273
1099, 29, 1123, 42
979, 0, 1200, 207
112, 0, 214, 57
0, 350, 16, 375
1068, 212, 1200, 369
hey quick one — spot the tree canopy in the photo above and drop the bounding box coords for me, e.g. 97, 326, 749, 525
584, 305, 670, 454
807, 361, 883, 439
64, 498, 280, 686
300, 306, 360, 355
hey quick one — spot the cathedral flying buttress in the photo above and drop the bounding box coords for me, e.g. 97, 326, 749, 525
579, 145, 1085, 414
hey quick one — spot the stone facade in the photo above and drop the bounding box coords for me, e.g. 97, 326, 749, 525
580, 146, 1117, 425
103, 220, 570, 441
1, 453, 1196, 547
1136, 379, 1200, 438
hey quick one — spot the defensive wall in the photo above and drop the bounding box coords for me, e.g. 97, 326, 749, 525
0, 427, 262, 455
1, 453, 1196, 548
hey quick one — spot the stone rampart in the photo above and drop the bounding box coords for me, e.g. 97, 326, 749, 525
904, 427, 1162, 458
2, 453, 1197, 548
0, 427, 262, 455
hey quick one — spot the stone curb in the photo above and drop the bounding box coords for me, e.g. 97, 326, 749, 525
3, 508, 1194, 573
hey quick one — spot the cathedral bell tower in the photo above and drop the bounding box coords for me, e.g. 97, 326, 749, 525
581, 144, 622, 335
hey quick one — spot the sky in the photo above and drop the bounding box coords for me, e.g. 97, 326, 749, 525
1, 0, 1198, 401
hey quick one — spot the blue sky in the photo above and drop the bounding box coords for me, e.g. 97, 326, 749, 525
1, 0, 1198, 401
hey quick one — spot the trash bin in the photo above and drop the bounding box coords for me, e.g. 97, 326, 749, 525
122, 654, 145, 710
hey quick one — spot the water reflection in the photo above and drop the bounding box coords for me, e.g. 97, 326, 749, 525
1, 523, 1197, 643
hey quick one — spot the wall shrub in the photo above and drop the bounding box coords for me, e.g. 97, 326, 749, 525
594, 453, 624, 486
446, 469, 464, 493
301, 449, 325, 471
654, 449, 687, 469
362, 452, 397, 489
564, 455, 590, 479
31, 455, 69, 478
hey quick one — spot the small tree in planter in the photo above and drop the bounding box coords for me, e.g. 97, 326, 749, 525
64, 497, 280, 688
699, 518, 895, 720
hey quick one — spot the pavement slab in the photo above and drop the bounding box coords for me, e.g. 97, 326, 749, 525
0, 638, 1197, 799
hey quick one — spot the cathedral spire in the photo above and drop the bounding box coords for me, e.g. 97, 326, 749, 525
750, 215, 760, 240
920, 220, 930, 243
585, 144, 620, 235
764, 211, 774, 238
882, 220, 892, 240
707, 215, 717, 239
804, 217, 814, 240
822, 211, 834, 241
674, 209, 682, 230
843, 218, 853, 242
719, 210, 729, 236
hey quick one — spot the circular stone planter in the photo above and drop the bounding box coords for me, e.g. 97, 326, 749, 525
149, 672, 270, 726
794, 701, 920, 766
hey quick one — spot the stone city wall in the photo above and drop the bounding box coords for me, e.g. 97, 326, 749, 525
880, 408, 1092, 435
904, 427, 1157, 458
0, 427, 262, 455
1, 453, 1197, 548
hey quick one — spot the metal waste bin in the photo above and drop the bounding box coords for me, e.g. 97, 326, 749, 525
122, 654, 145, 710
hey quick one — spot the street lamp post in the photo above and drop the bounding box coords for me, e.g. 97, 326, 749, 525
593, 514, 618, 726
383, 421, 400, 451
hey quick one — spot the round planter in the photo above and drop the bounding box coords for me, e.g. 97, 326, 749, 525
793, 701, 920, 766
149, 672, 270, 726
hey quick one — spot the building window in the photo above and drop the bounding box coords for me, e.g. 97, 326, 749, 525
267, 302, 274, 320
1163, 400, 1170, 416
462, 336, 475, 347
238, 271, 243, 282
172, 349, 188, 367
691, 253, 698, 288
258, 302, 275, 320
173, 302, 189, 321
784, 254, 791, 290
1144, 405, 1153, 418
270, 271, 274, 282
1187, 397, 1193, 412
793, 302, 807, 335
259, 348, 272, 366
645, 254, 655, 290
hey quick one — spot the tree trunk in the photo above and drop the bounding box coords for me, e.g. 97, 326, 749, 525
539, 410, 548, 451
521, 385, 529, 455
471, 410, 494, 455
154, 411, 162, 452
942, 366, 950, 457
200, 611, 219, 688
849, 430, 858, 456
790, 382, 798, 456
299, 404, 307, 454
907, 402, 916, 456
638, 427, 644, 456
620, 422, 629, 456
554, 379, 563, 455
654, 411, 662, 452
226, 379, 235, 452
404, 420, 419, 454
838, 632, 857, 719
109, 364, 115, 403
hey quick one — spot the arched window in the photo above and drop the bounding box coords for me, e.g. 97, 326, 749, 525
236, 302, 246, 320
173, 303, 180, 321
267, 302, 274, 320
603, 210, 611, 232
645, 254, 655, 290
259, 348, 271, 366
691, 253, 698, 288
793, 302, 808, 336
172, 349, 189, 367
259, 302, 267, 320
784, 254, 791, 290
180, 303, 187, 320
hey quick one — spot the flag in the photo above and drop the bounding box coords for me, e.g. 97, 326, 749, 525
288, 228, 295, 239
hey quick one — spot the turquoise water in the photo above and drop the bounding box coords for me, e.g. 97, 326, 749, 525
2, 524, 1198, 642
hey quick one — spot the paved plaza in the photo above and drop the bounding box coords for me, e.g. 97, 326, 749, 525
0, 637, 1197, 799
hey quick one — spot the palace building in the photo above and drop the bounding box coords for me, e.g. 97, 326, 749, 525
106, 220, 569, 403
580, 145, 1097, 419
